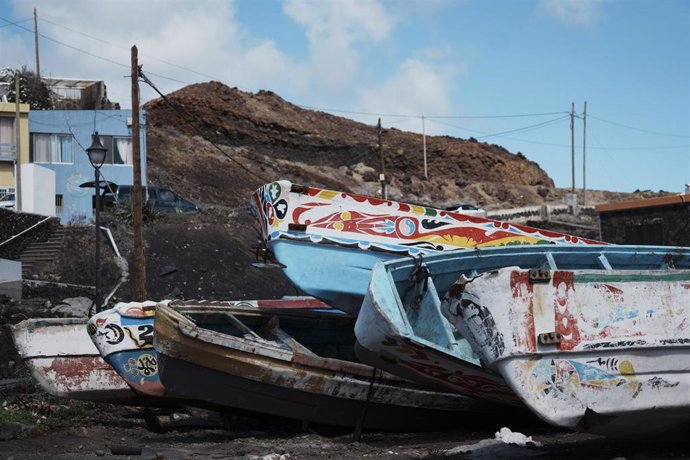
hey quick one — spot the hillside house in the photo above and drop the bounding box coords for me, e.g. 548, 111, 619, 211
596, 194, 690, 246
29, 110, 147, 223
0, 102, 30, 201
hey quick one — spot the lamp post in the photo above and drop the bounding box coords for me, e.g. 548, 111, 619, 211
86, 132, 107, 312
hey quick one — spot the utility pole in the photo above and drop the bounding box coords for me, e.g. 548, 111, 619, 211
33, 8, 40, 78
14, 75, 21, 211
377, 118, 387, 199
570, 102, 575, 194
422, 115, 427, 179
131, 46, 146, 301
582, 101, 587, 206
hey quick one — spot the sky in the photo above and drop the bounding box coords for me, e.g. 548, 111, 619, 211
1, 0, 688, 193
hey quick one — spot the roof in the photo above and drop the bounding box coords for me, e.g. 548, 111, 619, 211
595, 194, 690, 213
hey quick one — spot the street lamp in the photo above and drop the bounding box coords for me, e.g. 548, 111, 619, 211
86, 132, 107, 312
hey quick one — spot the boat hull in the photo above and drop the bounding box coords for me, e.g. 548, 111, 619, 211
355, 245, 690, 408
252, 180, 602, 315
154, 303, 500, 431
446, 267, 690, 436
11, 318, 143, 404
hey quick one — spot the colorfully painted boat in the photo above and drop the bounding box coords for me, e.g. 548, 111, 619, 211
11, 318, 144, 404
153, 300, 507, 431
444, 265, 690, 436
87, 301, 165, 397
251, 180, 602, 314
87, 297, 334, 399
354, 245, 690, 408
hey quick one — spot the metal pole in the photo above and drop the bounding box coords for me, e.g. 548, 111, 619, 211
583, 101, 587, 206
377, 118, 386, 200
94, 166, 101, 312
570, 102, 575, 194
34, 8, 40, 78
422, 115, 427, 179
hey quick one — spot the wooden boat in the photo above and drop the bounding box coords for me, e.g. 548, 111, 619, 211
11, 318, 144, 404
153, 300, 507, 431
354, 245, 690, 409
251, 180, 602, 315
87, 301, 165, 397
444, 265, 690, 436
87, 297, 333, 398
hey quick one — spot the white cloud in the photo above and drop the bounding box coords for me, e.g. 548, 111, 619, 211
283, 0, 395, 91
5, 0, 303, 108
537, 0, 604, 27
354, 57, 457, 134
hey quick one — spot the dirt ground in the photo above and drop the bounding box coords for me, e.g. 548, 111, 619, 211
2, 390, 690, 460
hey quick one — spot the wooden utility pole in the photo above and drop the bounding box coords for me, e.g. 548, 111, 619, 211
582, 101, 587, 206
14, 76, 21, 211
422, 115, 427, 179
570, 102, 575, 193
131, 46, 146, 301
33, 8, 40, 78
377, 118, 387, 199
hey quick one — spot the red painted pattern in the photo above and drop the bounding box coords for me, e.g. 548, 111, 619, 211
552, 271, 581, 351
510, 271, 536, 352
398, 358, 517, 402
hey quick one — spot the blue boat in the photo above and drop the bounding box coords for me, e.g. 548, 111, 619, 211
252, 180, 603, 315
353, 245, 690, 407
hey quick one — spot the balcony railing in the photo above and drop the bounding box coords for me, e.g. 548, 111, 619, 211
0, 143, 16, 162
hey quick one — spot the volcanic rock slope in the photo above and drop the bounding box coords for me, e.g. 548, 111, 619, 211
144, 81, 558, 210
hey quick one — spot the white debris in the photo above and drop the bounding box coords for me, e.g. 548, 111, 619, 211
249, 454, 290, 460
494, 427, 542, 447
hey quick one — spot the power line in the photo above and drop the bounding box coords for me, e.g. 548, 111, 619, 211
40, 16, 222, 84
0, 17, 32, 27
138, 68, 268, 185
588, 114, 690, 138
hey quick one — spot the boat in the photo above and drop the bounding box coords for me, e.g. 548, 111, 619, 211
87, 301, 165, 397
11, 317, 145, 404
443, 264, 690, 436
251, 180, 602, 314
354, 244, 690, 408
153, 300, 507, 431
86, 297, 334, 398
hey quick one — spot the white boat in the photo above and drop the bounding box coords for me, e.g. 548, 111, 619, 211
11, 318, 144, 404
444, 266, 690, 437
355, 244, 690, 410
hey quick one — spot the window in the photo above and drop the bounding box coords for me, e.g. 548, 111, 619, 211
0, 117, 15, 158
55, 194, 64, 215
32, 133, 74, 163
98, 135, 132, 165
0, 187, 15, 197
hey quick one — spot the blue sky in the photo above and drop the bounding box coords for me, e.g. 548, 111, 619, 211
1, 0, 688, 193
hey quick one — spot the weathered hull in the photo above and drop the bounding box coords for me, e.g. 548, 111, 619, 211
87, 297, 336, 398
355, 245, 690, 408
252, 180, 602, 314
153, 303, 501, 431
11, 318, 142, 404
445, 267, 690, 437
88, 301, 164, 397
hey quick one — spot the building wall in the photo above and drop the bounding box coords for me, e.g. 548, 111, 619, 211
0, 102, 30, 192
599, 204, 690, 246
20, 164, 56, 216
29, 110, 147, 223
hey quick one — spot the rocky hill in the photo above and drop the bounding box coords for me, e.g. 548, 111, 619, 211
143, 82, 565, 210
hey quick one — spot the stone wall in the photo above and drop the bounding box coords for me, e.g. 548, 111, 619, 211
0, 209, 60, 260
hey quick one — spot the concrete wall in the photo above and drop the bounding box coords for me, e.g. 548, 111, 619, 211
0, 258, 21, 299
29, 110, 147, 223
20, 164, 56, 217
